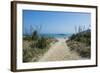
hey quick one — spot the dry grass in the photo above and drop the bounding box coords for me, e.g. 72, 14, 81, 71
23, 38, 57, 62
67, 40, 91, 58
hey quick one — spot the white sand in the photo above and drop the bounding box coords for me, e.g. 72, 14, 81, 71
38, 38, 81, 62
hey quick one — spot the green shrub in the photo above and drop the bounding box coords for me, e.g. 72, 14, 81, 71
23, 36, 32, 41
69, 30, 91, 46
36, 37, 48, 49
32, 30, 39, 41
79, 46, 91, 58
69, 34, 76, 40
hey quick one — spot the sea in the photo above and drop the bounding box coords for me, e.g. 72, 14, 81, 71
23, 33, 72, 38
40, 33, 72, 38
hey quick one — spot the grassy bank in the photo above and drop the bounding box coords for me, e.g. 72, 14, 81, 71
23, 40, 49, 62
23, 35, 57, 62
66, 29, 91, 58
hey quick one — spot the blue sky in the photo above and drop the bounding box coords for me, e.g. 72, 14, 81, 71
23, 10, 91, 34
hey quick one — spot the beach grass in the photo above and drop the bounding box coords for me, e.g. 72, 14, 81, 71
23, 35, 57, 62
66, 29, 91, 58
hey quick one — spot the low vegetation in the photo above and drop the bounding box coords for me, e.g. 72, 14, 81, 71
23, 30, 57, 62
66, 29, 91, 58
23, 43, 49, 62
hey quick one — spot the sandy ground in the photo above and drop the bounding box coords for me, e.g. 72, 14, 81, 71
38, 38, 81, 62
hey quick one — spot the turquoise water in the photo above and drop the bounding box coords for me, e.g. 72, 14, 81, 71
40, 34, 72, 38
23, 33, 72, 38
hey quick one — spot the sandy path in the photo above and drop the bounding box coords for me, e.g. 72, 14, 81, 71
38, 38, 81, 62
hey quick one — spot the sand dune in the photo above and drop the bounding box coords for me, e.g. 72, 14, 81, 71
38, 38, 81, 62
